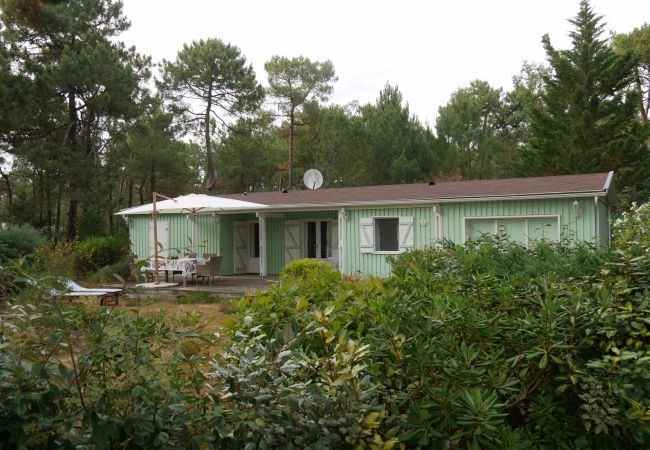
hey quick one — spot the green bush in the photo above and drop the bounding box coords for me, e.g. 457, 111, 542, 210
73, 230, 130, 275
30, 231, 130, 279
0, 224, 46, 263
2, 202, 649, 448
77, 208, 107, 240
280, 257, 334, 279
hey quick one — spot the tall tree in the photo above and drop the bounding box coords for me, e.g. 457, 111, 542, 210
159, 39, 263, 193
265, 56, 337, 189
436, 80, 508, 179
359, 84, 436, 185
1, 0, 149, 237
613, 24, 650, 125
518, 1, 647, 194
216, 113, 284, 193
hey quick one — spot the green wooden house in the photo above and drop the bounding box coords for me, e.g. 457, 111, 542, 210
118, 172, 615, 278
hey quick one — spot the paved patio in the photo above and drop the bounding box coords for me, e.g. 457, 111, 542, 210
130, 274, 278, 299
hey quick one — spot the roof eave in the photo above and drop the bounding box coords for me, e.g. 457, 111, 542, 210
219, 190, 611, 212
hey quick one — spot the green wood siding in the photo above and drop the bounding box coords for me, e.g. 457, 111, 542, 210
128, 214, 220, 260
597, 200, 610, 246
264, 210, 338, 276
440, 198, 597, 244
127, 196, 607, 280
266, 217, 284, 275
342, 206, 436, 277
218, 213, 256, 276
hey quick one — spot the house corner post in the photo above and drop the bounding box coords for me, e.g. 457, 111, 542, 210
258, 212, 266, 277
338, 208, 347, 274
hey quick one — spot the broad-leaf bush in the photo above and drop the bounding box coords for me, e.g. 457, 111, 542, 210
30, 230, 130, 279
2, 203, 650, 448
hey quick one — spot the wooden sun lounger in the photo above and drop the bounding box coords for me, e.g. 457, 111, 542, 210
57, 279, 123, 306
61, 290, 119, 306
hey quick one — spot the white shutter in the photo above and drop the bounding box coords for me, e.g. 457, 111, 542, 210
359, 217, 374, 253
399, 216, 414, 250
284, 221, 301, 264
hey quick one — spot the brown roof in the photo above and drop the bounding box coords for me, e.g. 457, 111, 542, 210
218, 172, 613, 209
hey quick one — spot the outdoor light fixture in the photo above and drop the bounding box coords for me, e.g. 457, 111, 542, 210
572, 200, 581, 218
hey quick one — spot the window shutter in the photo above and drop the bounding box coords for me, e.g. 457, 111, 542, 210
399, 216, 414, 249
284, 221, 301, 264
359, 217, 374, 253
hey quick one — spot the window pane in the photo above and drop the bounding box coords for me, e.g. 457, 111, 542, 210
375, 218, 399, 251
497, 219, 526, 244
528, 218, 558, 242
466, 219, 495, 240
250, 223, 260, 257
306, 221, 316, 258
320, 221, 329, 258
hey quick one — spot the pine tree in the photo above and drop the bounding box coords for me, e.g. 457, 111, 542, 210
519, 1, 648, 195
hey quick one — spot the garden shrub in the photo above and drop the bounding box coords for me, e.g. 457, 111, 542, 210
73, 230, 130, 275
1, 202, 649, 449
281, 257, 334, 280
0, 224, 46, 264
31, 230, 130, 279
76, 208, 107, 240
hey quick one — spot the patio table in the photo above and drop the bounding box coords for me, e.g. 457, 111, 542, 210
142, 258, 207, 285
161, 258, 199, 286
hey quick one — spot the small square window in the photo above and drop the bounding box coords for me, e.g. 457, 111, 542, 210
375, 218, 399, 252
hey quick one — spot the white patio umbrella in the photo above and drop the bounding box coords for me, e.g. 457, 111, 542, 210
115, 193, 266, 215
116, 194, 267, 284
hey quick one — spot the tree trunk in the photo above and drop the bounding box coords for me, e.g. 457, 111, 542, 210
55, 180, 63, 243
108, 189, 113, 231
38, 170, 44, 224
150, 161, 156, 196
204, 85, 217, 193
66, 92, 79, 239
127, 177, 133, 208
0, 166, 13, 222
288, 106, 295, 189
46, 172, 52, 238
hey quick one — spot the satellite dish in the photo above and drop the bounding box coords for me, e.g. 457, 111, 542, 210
303, 169, 323, 190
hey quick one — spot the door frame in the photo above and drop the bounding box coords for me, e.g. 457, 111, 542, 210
299, 219, 338, 263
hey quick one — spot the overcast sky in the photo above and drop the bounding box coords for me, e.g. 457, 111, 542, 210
120, 0, 649, 126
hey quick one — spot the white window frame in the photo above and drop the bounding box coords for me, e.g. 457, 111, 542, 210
373, 216, 401, 254
462, 215, 561, 246
299, 218, 337, 259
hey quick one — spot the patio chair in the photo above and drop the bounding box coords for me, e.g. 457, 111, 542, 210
195, 256, 222, 286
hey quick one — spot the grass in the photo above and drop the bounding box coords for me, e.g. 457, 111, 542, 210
173, 292, 223, 304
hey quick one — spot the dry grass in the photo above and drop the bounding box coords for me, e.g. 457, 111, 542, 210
117, 295, 238, 352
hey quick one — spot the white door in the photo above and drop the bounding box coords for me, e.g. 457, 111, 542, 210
248, 222, 260, 273
149, 220, 169, 258
234, 222, 248, 274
